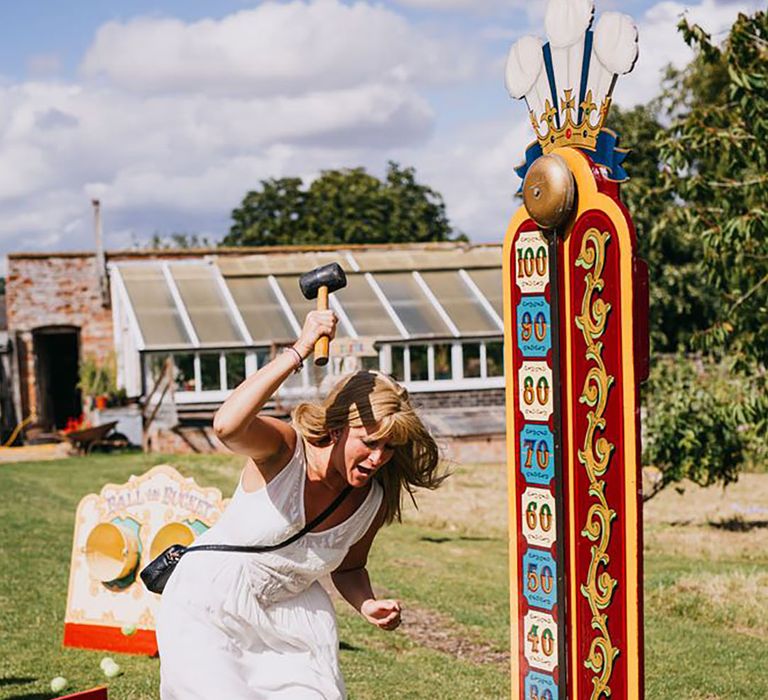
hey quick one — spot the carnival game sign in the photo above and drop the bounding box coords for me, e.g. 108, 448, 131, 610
502, 1, 649, 698
63, 465, 228, 655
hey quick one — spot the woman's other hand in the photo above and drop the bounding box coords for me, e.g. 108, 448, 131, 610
360, 598, 401, 631
293, 310, 338, 360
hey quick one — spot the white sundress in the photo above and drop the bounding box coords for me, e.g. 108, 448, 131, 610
156, 430, 384, 700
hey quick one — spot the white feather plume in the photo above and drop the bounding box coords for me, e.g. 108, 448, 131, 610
545, 0, 595, 123
594, 12, 638, 75
504, 0, 638, 148
505, 35, 547, 116
586, 12, 638, 109
545, 0, 594, 48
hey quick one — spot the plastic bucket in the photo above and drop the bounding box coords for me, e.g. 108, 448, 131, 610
85, 522, 139, 583
149, 522, 196, 561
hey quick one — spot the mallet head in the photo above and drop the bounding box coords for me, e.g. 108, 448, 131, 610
299, 262, 347, 300
298, 262, 347, 367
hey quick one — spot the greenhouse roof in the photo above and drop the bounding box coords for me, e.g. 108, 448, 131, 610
111, 244, 503, 350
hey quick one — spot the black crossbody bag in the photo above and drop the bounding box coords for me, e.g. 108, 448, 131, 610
140, 485, 353, 594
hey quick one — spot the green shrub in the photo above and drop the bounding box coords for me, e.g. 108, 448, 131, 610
642, 355, 749, 499
77, 353, 117, 398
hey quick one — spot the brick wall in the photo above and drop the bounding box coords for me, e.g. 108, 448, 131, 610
148, 424, 507, 464
6, 254, 113, 421
411, 388, 505, 410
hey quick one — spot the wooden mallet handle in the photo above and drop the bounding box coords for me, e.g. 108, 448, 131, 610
314, 286, 329, 366
298, 262, 346, 366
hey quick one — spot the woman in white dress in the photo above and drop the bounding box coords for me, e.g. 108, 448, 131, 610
156, 309, 445, 699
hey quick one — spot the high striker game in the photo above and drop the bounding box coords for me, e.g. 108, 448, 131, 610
502, 1, 649, 699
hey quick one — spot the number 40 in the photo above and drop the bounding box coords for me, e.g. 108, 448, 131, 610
527, 624, 555, 656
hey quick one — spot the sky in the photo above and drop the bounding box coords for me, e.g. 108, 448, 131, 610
0, 0, 761, 269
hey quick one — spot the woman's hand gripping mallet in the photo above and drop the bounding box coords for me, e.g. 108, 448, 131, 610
298, 263, 347, 366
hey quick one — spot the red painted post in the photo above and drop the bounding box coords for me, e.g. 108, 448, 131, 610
503, 3, 647, 698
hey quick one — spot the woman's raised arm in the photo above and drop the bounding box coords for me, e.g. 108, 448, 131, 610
213, 310, 337, 461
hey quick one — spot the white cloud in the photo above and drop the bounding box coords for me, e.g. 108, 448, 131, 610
402, 105, 533, 242
0, 0, 760, 266
0, 79, 434, 246
614, 0, 763, 107
393, 0, 511, 9
0, 0, 469, 253
81, 0, 478, 96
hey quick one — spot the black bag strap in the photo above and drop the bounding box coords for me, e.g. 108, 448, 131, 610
184, 485, 354, 555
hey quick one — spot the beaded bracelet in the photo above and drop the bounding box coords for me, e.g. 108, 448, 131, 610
283, 346, 305, 374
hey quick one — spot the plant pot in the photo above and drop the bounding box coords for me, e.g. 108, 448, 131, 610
94, 395, 108, 410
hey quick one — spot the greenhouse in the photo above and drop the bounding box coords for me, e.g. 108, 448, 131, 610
109, 245, 505, 406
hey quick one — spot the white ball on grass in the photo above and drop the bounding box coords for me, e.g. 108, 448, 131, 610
103, 661, 122, 678
50, 676, 68, 693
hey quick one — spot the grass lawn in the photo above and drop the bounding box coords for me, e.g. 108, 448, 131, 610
1, 453, 766, 699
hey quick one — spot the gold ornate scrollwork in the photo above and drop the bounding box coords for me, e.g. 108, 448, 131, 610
575, 228, 619, 698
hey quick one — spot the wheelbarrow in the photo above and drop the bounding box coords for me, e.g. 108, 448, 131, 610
63, 421, 125, 455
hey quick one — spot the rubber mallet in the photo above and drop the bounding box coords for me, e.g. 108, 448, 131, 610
298, 263, 347, 366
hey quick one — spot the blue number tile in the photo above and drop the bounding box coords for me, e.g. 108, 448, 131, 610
522, 549, 557, 611
516, 296, 551, 357
524, 670, 558, 700
519, 424, 555, 486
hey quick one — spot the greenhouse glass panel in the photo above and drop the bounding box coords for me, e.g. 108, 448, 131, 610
419, 271, 499, 334
226, 352, 246, 389
433, 343, 452, 380
225, 277, 295, 344
373, 273, 450, 337
145, 353, 172, 387
119, 265, 190, 347
170, 265, 243, 345
218, 251, 340, 277
200, 353, 221, 391
334, 275, 400, 338
390, 345, 405, 382
409, 344, 428, 381
465, 269, 503, 320
486, 341, 504, 377
274, 277, 318, 332
463, 342, 482, 378
352, 247, 500, 272
173, 353, 196, 392
255, 348, 272, 370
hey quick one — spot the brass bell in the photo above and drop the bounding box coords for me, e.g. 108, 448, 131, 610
522, 154, 576, 230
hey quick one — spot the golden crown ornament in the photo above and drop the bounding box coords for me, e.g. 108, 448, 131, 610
506, 0, 638, 155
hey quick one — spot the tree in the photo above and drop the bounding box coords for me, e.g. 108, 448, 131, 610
226, 177, 306, 247
147, 233, 213, 249
607, 106, 719, 352
658, 11, 768, 370
637, 10, 768, 499
657, 9, 768, 436
223, 162, 464, 247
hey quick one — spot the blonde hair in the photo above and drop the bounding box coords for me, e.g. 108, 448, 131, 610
292, 370, 446, 523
